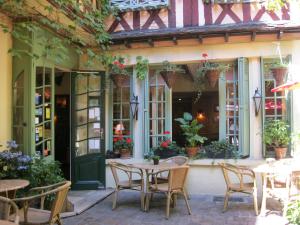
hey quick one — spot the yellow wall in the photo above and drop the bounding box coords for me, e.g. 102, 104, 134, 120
0, 13, 12, 150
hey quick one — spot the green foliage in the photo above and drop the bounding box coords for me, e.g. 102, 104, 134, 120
135, 56, 149, 80
286, 200, 300, 225
263, 119, 290, 147
269, 59, 289, 69
27, 155, 64, 188
155, 60, 185, 75
204, 140, 239, 159
175, 112, 207, 147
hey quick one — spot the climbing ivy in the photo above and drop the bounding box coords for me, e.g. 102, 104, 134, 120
0, 0, 113, 66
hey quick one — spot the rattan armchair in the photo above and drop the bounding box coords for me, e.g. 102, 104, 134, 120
0, 196, 19, 224
147, 166, 191, 219
219, 163, 258, 215
109, 161, 144, 210
13, 181, 71, 225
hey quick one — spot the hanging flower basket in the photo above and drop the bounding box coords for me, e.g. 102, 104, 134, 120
160, 71, 177, 88
110, 74, 127, 88
270, 67, 288, 86
205, 69, 220, 88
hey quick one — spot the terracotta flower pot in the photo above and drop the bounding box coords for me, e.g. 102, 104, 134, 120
205, 69, 220, 88
120, 148, 131, 159
110, 74, 127, 88
160, 71, 177, 88
186, 147, 199, 157
275, 147, 287, 160
270, 67, 288, 86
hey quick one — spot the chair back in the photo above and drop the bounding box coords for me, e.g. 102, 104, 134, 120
49, 181, 71, 222
109, 162, 130, 186
168, 166, 189, 191
0, 196, 19, 224
219, 163, 242, 188
163, 156, 188, 166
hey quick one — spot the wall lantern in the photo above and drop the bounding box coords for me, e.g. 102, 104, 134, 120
253, 88, 262, 116
130, 94, 139, 120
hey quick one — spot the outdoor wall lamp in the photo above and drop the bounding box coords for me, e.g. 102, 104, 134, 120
253, 88, 262, 116
130, 94, 139, 120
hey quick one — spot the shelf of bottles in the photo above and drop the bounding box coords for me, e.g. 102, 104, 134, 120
35, 67, 53, 157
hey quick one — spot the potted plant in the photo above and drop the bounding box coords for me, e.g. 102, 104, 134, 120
157, 61, 185, 88
107, 56, 130, 87
150, 131, 181, 159
269, 61, 289, 85
113, 135, 133, 159
204, 140, 239, 159
197, 53, 230, 88
175, 112, 207, 157
152, 155, 160, 165
135, 56, 149, 80
263, 119, 290, 160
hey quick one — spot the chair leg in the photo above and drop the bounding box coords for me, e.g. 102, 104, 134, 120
182, 190, 192, 215
171, 194, 177, 208
145, 193, 150, 212
184, 186, 191, 200
223, 191, 230, 213
260, 189, 267, 216
56, 215, 62, 225
112, 187, 119, 210
253, 189, 259, 216
166, 192, 171, 219
140, 190, 145, 211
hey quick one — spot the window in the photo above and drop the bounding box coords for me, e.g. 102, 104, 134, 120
112, 77, 131, 140
262, 58, 290, 157
35, 67, 53, 157
110, 0, 169, 11
148, 71, 169, 149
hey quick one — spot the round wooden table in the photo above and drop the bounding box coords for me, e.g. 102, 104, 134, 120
0, 179, 29, 198
0, 219, 17, 225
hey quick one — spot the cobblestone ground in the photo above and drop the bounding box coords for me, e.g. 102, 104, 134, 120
63, 191, 289, 225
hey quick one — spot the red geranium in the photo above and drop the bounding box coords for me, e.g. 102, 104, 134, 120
126, 138, 132, 144
163, 131, 171, 135
202, 53, 208, 58
113, 138, 118, 143
113, 60, 120, 65
160, 141, 169, 148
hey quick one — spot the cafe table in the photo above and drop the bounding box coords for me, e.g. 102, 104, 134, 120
0, 179, 30, 198
128, 162, 180, 211
253, 159, 299, 215
0, 220, 17, 225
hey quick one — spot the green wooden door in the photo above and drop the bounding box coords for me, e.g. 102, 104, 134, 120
71, 72, 105, 190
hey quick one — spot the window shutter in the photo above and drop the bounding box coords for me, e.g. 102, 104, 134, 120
238, 57, 250, 157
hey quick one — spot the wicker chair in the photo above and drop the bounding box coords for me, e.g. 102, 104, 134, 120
0, 196, 19, 224
219, 163, 258, 215
147, 166, 191, 219
13, 181, 71, 225
109, 161, 144, 210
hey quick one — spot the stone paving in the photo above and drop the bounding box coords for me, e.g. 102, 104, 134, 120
63, 191, 289, 225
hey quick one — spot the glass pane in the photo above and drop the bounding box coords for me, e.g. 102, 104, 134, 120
44, 140, 51, 156
88, 138, 100, 154
158, 119, 164, 135
13, 127, 23, 146
35, 107, 43, 124
88, 107, 100, 122
76, 94, 87, 110
88, 96, 99, 107
122, 104, 130, 119
122, 120, 130, 135
149, 87, 156, 102
113, 104, 120, 119
89, 75, 100, 91
157, 103, 164, 118
35, 126, 43, 143
13, 107, 23, 125
44, 104, 51, 120
14, 88, 24, 106
76, 110, 87, 125
76, 125, 87, 141
149, 103, 157, 119
35, 89, 43, 106
76, 140, 87, 156
76, 75, 87, 94
44, 87, 51, 103
122, 87, 130, 102
36, 143, 43, 156
157, 86, 165, 101
36, 67, 43, 87
14, 71, 24, 88
45, 68, 52, 85
44, 122, 51, 139
113, 88, 121, 102
89, 123, 101, 138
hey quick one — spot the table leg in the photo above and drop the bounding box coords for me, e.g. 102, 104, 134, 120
145, 169, 151, 212
260, 173, 267, 216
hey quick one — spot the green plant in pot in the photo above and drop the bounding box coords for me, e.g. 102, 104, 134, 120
135, 56, 149, 80
156, 60, 185, 88
269, 60, 289, 86
106, 55, 130, 87
152, 155, 160, 165
263, 119, 290, 160
204, 140, 239, 159
175, 112, 207, 157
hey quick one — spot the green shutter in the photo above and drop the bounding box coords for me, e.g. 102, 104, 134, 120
219, 72, 226, 140
238, 58, 250, 157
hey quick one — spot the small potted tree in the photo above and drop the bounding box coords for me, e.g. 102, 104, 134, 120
175, 112, 207, 157
263, 119, 290, 160
113, 135, 133, 159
